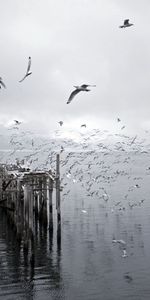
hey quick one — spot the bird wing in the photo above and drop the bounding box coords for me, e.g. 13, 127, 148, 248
19, 57, 31, 82
124, 19, 129, 25
81, 84, 88, 88
67, 89, 81, 104
0, 80, 6, 88
19, 74, 27, 82
27, 57, 31, 73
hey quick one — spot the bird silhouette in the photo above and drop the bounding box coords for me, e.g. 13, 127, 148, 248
119, 19, 134, 28
0, 77, 6, 89
58, 121, 63, 126
14, 120, 21, 125
67, 84, 96, 104
19, 56, 32, 82
81, 124, 86, 128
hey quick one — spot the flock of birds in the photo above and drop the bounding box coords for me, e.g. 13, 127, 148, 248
3, 127, 148, 228
2, 15, 147, 282
0, 119, 149, 287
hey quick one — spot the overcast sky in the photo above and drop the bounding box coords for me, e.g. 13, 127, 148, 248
0, 0, 150, 134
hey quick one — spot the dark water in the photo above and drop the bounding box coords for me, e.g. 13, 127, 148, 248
1, 152, 150, 299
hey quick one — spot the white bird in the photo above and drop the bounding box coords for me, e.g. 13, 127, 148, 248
67, 84, 96, 104
19, 56, 32, 82
0, 77, 6, 88
122, 249, 128, 258
81, 209, 87, 213
112, 239, 126, 245
119, 19, 134, 29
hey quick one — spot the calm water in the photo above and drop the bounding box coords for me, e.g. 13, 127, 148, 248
0, 151, 150, 300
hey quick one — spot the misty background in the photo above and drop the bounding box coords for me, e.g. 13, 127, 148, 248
0, 0, 150, 135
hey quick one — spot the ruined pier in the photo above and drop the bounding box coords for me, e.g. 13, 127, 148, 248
0, 154, 61, 263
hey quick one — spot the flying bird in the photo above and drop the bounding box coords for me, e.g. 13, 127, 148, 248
0, 77, 6, 89
67, 84, 96, 104
121, 125, 126, 130
58, 121, 63, 126
117, 118, 121, 122
119, 19, 134, 28
14, 120, 21, 125
81, 124, 86, 128
19, 56, 32, 82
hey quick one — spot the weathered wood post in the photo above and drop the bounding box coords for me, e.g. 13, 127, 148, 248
48, 176, 53, 232
34, 176, 39, 220
56, 154, 61, 245
38, 176, 43, 222
16, 179, 23, 240
42, 175, 48, 227
23, 183, 29, 252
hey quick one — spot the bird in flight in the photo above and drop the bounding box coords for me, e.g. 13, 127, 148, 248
121, 125, 125, 130
0, 77, 6, 89
119, 19, 134, 28
19, 56, 32, 82
14, 120, 21, 125
58, 121, 63, 126
117, 118, 121, 122
81, 124, 86, 128
67, 84, 96, 104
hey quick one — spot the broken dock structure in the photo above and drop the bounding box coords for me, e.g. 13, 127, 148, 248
0, 154, 61, 262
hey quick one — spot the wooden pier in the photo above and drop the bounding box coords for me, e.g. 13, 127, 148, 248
0, 154, 61, 263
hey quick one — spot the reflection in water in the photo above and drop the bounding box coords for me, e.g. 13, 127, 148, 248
1, 151, 150, 299
0, 209, 64, 300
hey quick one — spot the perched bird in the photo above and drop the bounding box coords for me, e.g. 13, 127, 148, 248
81, 124, 86, 128
67, 84, 96, 104
19, 56, 32, 82
0, 77, 6, 89
119, 19, 134, 28
14, 120, 21, 125
58, 121, 63, 126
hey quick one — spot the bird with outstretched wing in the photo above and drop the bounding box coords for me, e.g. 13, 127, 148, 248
0, 77, 6, 89
119, 19, 133, 28
67, 84, 96, 104
19, 56, 32, 82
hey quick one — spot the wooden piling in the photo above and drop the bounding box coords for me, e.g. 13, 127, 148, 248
0, 156, 60, 261
56, 154, 61, 245
49, 177, 53, 231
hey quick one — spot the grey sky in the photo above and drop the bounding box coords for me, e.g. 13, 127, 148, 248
1, 0, 150, 134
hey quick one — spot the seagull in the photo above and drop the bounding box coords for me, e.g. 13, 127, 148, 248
58, 121, 63, 126
121, 125, 126, 130
14, 120, 21, 125
19, 56, 32, 82
119, 19, 134, 29
122, 249, 128, 258
81, 124, 86, 128
0, 77, 6, 89
67, 84, 96, 104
